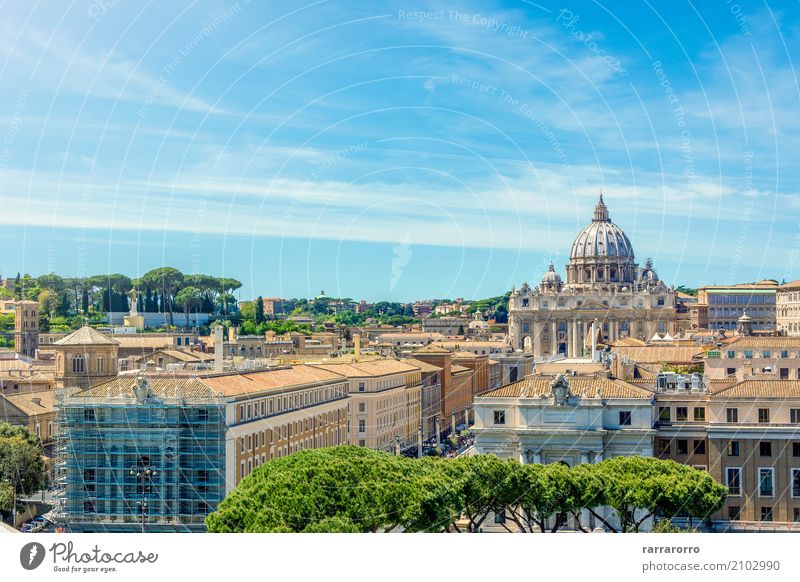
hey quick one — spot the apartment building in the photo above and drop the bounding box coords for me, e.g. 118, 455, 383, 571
709, 380, 800, 529
310, 360, 422, 451
653, 374, 710, 471
705, 337, 800, 380
692, 281, 778, 332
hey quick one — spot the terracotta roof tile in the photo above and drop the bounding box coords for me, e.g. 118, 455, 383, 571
1, 390, 57, 415
611, 346, 704, 364
480, 374, 653, 399
54, 326, 118, 346
712, 379, 800, 398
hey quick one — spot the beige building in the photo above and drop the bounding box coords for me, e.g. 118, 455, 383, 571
0, 389, 57, 454
14, 300, 39, 357
777, 280, 800, 336
704, 336, 800, 380
509, 196, 689, 357
311, 360, 423, 451
653, 379, 710, 472
709, 380, 800, 529
54, 326, 119, 389
692, 281, 778, 333
218, 366, 350, 489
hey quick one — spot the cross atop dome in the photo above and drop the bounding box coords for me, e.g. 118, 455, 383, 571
593, 192, 609, 222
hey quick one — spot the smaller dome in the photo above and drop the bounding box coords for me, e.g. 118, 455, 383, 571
541, 263, 562, 285
640, 258, 659, 283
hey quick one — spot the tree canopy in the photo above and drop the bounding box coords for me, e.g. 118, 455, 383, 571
0, 423, 45, 516
206, 448, 726, 533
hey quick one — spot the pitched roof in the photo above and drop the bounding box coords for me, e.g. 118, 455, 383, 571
611, 346, 704, 364
202, 366, 347, 396
451, 364, 471, 374
74, 365, 348, 400
403, 358, 443, 374
311, 359, 420, 378
1, 390, 57, 415
451, 351, 479, 359
413, 344, 451, 354
75, 376, 219, 399
609, 337, 647, 347
54, 326, 118, 346
480, 374, 653, 399
723, 336, 800, 349
712, 379, 800, 398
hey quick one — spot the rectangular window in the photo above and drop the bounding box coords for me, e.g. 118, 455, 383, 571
84, 409, 95, 422
726, 408, 739, 423
658, 439, 670, 454
728, 505, 740, 521
758, 408, 770, 423
727, 350, 736, 359
677, 440, 688, 455
693, 440, 706, 455
619, 411, 632, 426
792, 469, 800, 498
693, 407, 706, 421
761, 507, 773, 522
759, 468, 774, 497
675, 407, 688, 421
760, 441, 772, 457
782, 350, 789, 358
358, 420, 365, 433
658, 407, 670, 422
763, 351, 772, 358
358, 382, 365, 392
494, 411, 506, 425
794, 442, 800, 457
727, 441, 740, 457
792, 409, 800, 424
358, 402, 365, 413
725, 467, 741, 495
744, 350, 753, 359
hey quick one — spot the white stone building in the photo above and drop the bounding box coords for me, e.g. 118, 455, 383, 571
508, 195, 689, 356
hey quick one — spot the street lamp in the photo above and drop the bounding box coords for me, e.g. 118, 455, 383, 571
129, 466, 157, 533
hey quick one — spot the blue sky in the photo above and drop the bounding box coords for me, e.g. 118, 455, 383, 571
1, 1, 800, 301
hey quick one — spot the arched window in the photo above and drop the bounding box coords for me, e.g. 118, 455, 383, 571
72, 355, 85, 373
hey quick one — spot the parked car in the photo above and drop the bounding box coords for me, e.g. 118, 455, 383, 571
20, 523, 33, 533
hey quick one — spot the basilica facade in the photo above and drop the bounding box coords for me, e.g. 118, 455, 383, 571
508, 195, 689, 357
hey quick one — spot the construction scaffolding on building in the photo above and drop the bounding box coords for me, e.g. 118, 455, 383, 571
53, 377, 226, 532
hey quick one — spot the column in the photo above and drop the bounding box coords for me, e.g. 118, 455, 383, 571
518, 443, 525, 464
534, 321, 542, 358
581, 321, 588, 357
571, 320, 578, 357
551, 321, 557, 356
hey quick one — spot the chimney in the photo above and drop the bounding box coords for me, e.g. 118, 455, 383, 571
214, 326, 224, 373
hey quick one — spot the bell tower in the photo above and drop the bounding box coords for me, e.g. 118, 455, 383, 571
14, 300, 39, 357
